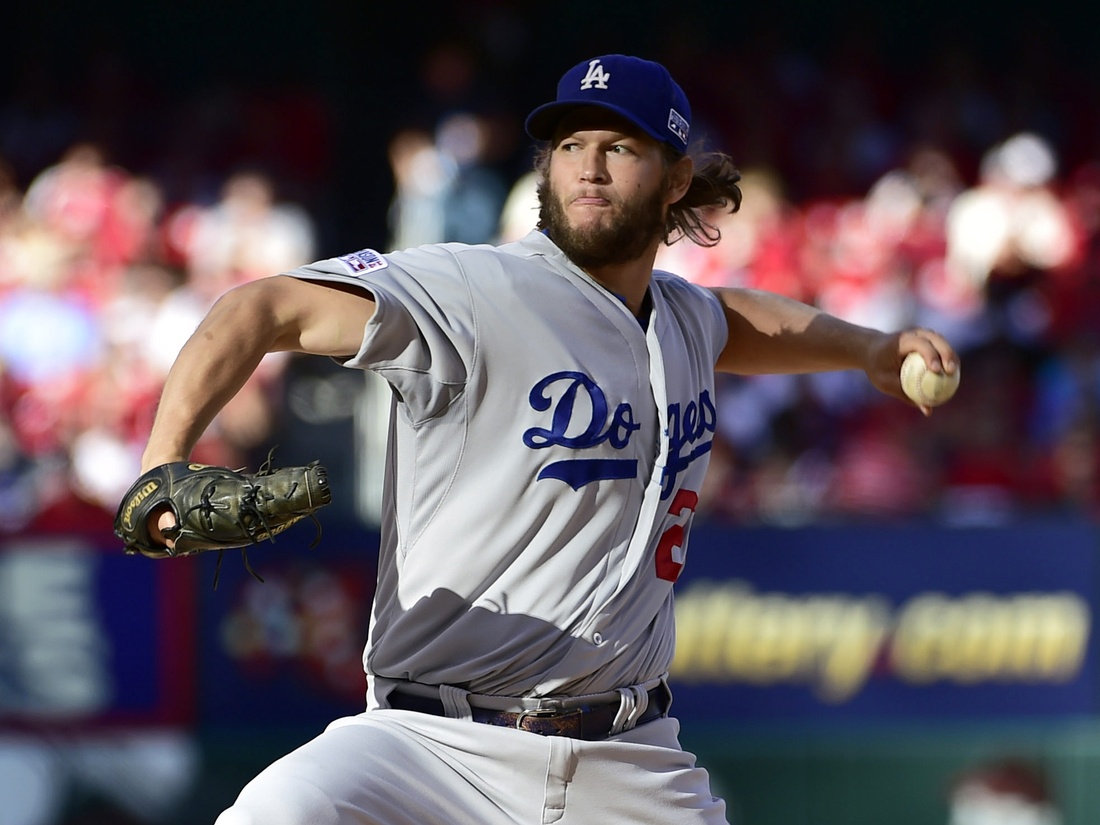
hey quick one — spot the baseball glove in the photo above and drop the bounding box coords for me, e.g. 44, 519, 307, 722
114, 454, 332, 581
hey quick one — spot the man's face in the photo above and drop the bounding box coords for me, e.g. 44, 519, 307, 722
539, 110, 671, 270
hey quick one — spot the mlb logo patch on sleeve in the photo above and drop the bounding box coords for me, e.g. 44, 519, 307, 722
337, 248, 389, 276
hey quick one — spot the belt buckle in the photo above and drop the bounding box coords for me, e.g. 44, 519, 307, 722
515, 705, 582, 731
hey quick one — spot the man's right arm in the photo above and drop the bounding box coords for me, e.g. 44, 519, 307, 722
141, 274, 376, 472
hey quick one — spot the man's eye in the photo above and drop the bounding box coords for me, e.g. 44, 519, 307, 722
610, 145, 633, 155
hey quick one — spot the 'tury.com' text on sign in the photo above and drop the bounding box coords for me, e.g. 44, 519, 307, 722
672, 580, 1090, 702
667, 521, 1099, 721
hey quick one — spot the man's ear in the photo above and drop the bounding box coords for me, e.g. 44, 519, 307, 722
666, 155, 694, 205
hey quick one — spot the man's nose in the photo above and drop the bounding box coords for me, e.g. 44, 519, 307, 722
580, 150, 609, 183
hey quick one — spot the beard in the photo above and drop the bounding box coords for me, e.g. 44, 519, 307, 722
538, 178, 668, 270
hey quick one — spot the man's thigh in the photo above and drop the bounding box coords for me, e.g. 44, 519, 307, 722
215, 712, 727, 825
216, 710, 550, 825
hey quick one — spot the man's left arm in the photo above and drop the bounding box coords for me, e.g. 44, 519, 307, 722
710, 287, 959, 411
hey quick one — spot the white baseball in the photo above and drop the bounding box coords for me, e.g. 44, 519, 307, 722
900, 352, 960, 407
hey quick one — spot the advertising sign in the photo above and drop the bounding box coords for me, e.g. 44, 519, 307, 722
194, 525, 379, 726
669, 521, 1098, 723
5, 519, 1094, 730
0, 534, 195, 727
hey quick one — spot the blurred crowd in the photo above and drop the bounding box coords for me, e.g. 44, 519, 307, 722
2, 33, 1100, 540
659, 133, 1100, 526
0, 144, 314, 534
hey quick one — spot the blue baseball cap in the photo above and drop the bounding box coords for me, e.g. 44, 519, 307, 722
525, 55, 691, 153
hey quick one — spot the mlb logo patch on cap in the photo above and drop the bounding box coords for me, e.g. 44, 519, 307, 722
668, 108, 689, 146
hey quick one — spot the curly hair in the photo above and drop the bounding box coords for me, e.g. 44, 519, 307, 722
533, 143, 743, 248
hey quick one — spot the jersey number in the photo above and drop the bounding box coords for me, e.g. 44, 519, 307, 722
655, 489, 699, 582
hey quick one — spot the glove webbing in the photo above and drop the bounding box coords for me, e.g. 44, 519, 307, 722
175, 450, 325, 589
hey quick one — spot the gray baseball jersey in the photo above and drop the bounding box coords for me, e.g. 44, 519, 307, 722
286, 229, 727, 702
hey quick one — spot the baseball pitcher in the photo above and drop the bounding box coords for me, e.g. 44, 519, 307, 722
118, 54, 959, 824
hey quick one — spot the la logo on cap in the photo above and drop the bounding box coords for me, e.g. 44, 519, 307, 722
579, 59, 610, 90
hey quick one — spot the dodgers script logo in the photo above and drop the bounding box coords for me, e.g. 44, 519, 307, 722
662, 393, 717, 498
522, 371, 715, 497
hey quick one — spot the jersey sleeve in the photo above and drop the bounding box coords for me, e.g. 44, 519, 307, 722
696, 282, 729, 359
284, 245, 474, 423
655, 271, 729, 364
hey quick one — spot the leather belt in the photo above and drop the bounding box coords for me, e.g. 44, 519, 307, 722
387, 685, 669, 741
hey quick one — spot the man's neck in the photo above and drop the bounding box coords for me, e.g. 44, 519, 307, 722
583, 251, 658, 318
